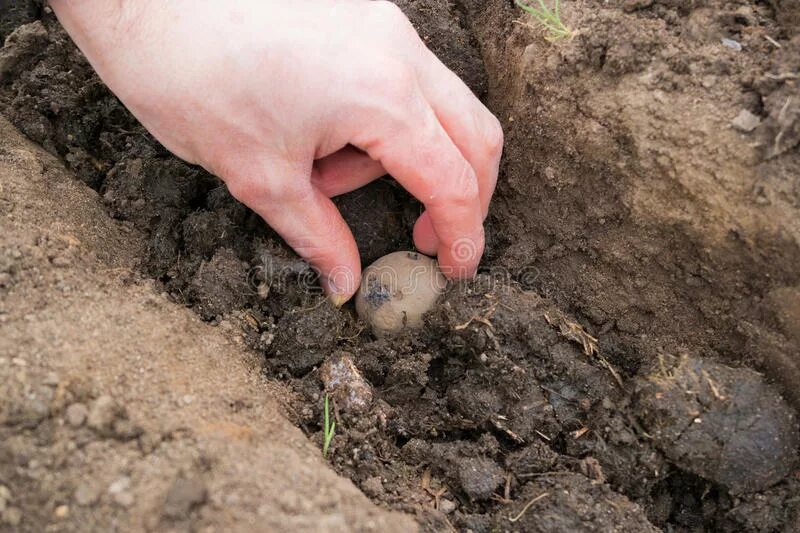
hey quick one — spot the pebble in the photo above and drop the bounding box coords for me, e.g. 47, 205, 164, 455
732, 109, 761, 133
54, 505, 69, 518
108, 476, 134, 507
112, 418, 143, 440
114, 491, 134, 508
65, 403, 88, 427
439, 499, 456, 514
721, 37, 742, 51
19, 398, 49, 427
108, 476, 131, 495
162, 477, 207, 519
0, 485, 10, 513
74, 483, 100, 506
319, 352, 373, 414
2, 507, 21, 526
138, 431, 162, 454
87, 395, 119, 433
51, 255, 71, 267
458, 457, 505, 501
361, 476, 384, 498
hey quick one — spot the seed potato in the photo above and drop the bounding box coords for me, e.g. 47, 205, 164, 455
355, 251, 446, 336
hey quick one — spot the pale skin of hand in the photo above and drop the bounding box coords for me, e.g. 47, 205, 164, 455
50, 0, 503, 304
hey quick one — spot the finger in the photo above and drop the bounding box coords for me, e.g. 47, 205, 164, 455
311, 145, 386, 197
415, 50, 503, 219
224, 159, 360, 304
412, 211, 437, 255
350, 72, 484, 278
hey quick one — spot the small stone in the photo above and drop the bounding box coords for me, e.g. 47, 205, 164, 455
579, 456, 606, 482
2, 507, 21, 526
701, 75, 717, 89
458, 457, 505, 501
0, 485, 9, 513
320, 352, 373, 414
54, 505, 69, 518
112, 418, 143, 440
114, 491, 134, 508
109, 477, 134, 508
51, 255, 71, 267
138, 431, 162, 454
163, 477, 207, 519
74, 483, 99, 506
108, 476, 131, 495
11, 357, 26, 366
439, 499, 456, 514
18, 398, 49, 427
361, 476, 384, 498
43, 372, 60, 386
88, 395, 121, 434
721, 37, 742, 51
65, 403, 88, 427
732, 109, 761, 132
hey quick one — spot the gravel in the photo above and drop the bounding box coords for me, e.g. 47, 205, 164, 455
65, 402, 88, 427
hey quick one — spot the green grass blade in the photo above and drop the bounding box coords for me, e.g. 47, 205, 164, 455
322, 394, 335, 458
516, 0, 572, 40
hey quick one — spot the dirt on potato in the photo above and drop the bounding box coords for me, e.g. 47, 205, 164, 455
2, 1, 800, 531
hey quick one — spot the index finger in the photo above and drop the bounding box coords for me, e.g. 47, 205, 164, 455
418, 51, 503, 218
412, 50, 504, 256
351, 77, 484, 277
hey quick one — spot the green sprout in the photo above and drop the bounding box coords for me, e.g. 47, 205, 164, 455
322, 394, 336, 458
516, 0, 572, 41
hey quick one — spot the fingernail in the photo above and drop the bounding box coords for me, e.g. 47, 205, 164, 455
324, 266, 357, 307
328, 293, 348, 308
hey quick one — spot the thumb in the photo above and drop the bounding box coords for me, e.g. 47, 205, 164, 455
223, 158, 361, 305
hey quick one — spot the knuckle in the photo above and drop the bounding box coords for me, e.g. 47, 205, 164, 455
222, 175, 254, 204
288, 237, 325, 263
466, 231, 486, 259
355, 57, 416, 102
450, 162, 480, 205
370, 1, 407, 27
429, 159, 479, 209
287, 225, 345, 267
226, 175, 308, 206
355, 61, 420, 135
380, 62, 418, 100
370, 1, 420, 43
485, 115, 505, 158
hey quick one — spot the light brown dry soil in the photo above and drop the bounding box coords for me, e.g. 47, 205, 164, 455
0, 116, 416, 532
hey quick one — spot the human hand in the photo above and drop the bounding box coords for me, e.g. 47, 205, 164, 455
50, 0, 503, 304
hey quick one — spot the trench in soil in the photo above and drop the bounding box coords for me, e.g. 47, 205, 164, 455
1, 1, 799, 531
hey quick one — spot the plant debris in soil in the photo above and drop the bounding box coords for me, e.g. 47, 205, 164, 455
2, 1, 800, 531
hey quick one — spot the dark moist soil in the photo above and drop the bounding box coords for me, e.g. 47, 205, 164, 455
2, 1, 800, 531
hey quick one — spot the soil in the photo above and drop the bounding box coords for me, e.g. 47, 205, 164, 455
2, 1, 800, 532
0, 116, 413, 532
